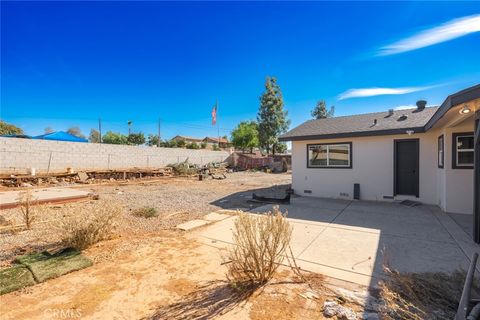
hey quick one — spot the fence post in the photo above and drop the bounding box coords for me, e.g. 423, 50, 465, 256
46, 152, 53, 174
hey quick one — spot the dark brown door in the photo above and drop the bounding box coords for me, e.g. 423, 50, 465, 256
394, 139, 419, 197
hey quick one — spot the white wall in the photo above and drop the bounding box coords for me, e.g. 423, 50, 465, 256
291, 127, 473, 214
0, 137, 230, 174
441, 120, 475, 214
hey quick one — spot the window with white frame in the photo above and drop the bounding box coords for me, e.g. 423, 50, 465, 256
453, 132, 474, 169
307, 143, 352, 168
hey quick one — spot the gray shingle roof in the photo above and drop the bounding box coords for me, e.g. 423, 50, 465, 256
279, 106, 439, 141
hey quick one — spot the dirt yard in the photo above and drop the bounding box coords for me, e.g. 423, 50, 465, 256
4, 172, 365, 320
0, 172, 291, 265
1, 228, 363, 320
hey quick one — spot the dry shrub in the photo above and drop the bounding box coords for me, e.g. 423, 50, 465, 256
55, 201, 121, 250
17, 189, 36, 229
225, 206, 292, 286
133, 206, 158, 218
379, 267, 473, 320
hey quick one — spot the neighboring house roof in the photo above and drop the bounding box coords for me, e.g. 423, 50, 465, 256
203, 136, 229, 143
280, 83, 480, 142
171, 135, 203, 142
33, 131, 88, 142
280, 107, 438, 141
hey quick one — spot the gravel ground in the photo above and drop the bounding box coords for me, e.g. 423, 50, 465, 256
0, 172, 291, 266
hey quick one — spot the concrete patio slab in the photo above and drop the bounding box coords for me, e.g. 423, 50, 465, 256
335, 207, 455, 242
448, 212, 474, 237
203, 212, 231, 222
193, 196, 480, 287
176, 219, 210, 231
298, 227, 380, 277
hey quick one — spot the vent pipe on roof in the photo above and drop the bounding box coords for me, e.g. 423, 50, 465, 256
388, 109, 394, 117
416, 100, 427, 111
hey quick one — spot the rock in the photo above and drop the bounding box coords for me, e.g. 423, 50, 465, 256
20, 183, 32, 187
323, 301, 357, 320
323, 301, 339, 317
337, 307, 357, 320
77, 172, 89, 182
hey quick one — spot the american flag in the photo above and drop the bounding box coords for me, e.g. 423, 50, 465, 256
211, 103, 217, 126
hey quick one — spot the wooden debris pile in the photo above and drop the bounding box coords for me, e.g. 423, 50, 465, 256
0, 167, 174, 187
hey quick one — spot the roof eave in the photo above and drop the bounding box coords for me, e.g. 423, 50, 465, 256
278, 127, 425, 142
424, 84, 480, 131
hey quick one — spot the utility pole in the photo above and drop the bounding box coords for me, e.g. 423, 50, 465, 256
157, 118, 161, 147
98, 118, 102, 143
127, 120, 132, 135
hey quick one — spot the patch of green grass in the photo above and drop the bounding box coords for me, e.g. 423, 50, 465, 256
133, 206, 159, 218
16, 248, 93, 283
0, 265, 36, 295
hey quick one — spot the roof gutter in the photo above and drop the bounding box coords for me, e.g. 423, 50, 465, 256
279, 127, 425, 142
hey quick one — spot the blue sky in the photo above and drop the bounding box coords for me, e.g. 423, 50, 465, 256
1, 2, 479, 139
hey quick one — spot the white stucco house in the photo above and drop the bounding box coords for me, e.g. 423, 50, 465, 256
279, 84, 480, 243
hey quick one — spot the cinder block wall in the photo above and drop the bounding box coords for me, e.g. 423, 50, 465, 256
0, 137, 230, 174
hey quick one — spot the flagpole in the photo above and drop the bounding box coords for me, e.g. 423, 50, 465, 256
217, 100, 220, 149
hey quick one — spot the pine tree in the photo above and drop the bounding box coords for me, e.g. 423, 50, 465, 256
257, 77, 290, 154
311, 100, 334, 119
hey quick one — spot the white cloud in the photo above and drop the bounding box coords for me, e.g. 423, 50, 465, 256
338, 86, 432, 100
377, 14, 480, 56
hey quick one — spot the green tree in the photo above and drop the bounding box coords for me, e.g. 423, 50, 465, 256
275, 142, 288, 154
212, 144, 220, 151
186, 142, 200, 149
311, 100, 334, 119
176, 139, 186, 148
127, 133, 146, 145
89, 129, 101, 143
102, 131, 128, 145
200, 141, 207, 149
231, 121, 259, 153
147, 134, 160, 147
257, 77, 290, 155
161, 139, 177, 148
0, 121, 23, 135
67, 126, 86, 139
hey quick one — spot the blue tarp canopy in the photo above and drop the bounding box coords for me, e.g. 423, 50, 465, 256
33, 131, 88, 142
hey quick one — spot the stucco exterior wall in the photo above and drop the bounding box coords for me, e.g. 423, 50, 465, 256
441, 120, 475, 214
291, 126, 473, 214
0, 137, 230, 174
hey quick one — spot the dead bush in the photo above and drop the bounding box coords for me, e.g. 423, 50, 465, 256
379, 266, 476, 320
133, 206, 158, 218
55, 201, 121, 250
17, 189, 35, 229
225, 206, 292, 286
